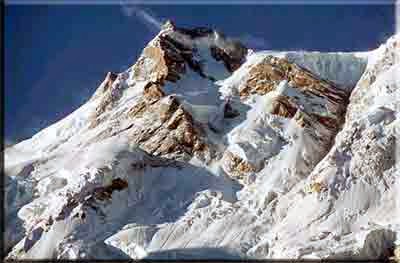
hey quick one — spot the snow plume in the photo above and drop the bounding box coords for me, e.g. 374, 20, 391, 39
120, 2, 162, 32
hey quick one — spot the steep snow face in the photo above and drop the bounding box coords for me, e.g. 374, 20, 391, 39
6, 135, 240, 259
283, 52, 367, 90
259, 34, 399, 259
4, 22, 398, 261
347, 34, 400, 121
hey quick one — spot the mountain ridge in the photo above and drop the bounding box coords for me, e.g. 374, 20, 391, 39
4, 21, 399, 260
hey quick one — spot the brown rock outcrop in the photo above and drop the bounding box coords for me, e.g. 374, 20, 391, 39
210, 41, 248, 72
221, 151, 256, 182
89, 71, 118, 101
89, 72, 124, 129
132, 22, 247, 84
270, 95, 298, 119
240, 55, 349, 139
127, 93, 211, 162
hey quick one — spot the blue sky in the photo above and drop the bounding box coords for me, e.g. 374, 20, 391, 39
4, 3, 396, 143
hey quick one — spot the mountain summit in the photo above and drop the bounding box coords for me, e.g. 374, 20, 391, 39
4, 22, 399, 260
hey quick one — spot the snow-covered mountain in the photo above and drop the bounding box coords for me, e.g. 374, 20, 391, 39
4, 21, 399, 261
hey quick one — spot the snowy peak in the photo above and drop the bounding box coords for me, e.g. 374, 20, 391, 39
4, 23, 399, 261
82, 22, 251, 162
131, 20, 248, 84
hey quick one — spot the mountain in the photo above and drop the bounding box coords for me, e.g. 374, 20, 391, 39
4, 20, 399, 260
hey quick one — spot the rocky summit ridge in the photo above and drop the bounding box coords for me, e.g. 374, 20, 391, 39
4, 21, 400, 260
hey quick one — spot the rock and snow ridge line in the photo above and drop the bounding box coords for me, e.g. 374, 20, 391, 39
4, 21, 399, 260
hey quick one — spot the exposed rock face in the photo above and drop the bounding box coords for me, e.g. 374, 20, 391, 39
210, 41, 248, 72
221, 151, 257, 182
127, 93, 211, 162
240, 56, 348, 133
4, 21, 399, 261
359, 229, 396, 260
